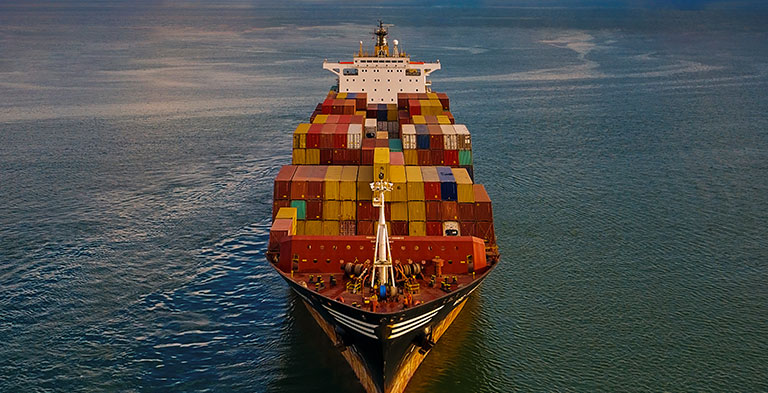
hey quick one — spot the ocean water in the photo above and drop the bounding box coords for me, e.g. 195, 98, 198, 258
1, 3, 767, 392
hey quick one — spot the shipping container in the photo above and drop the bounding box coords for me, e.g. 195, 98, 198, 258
306, 200, 323, 220
409, 221, 426, 236
390, 202, 408, 221
324, 166, 342, 200
268, 218, 293, 251
417, 150, 431, 166
388, 139, 403, 152
340, 200, 356, 220
274, 165, 297, 200
459, 221, 475, 238
421, 166, 441, 200
453, 124, 472, 150
440, 125, 457, 150
305, 220, 323, 236
357, 201, 375, 221
425, 201, 441, 221
391, 221, 408, 236
339, 166, 358, 200
275, 207, 298, 232
458, 203, 475, 221
307, 124, 322, 148
357, 220, 375, 236
347, 124, 362, 149
290, 166, 311, 200
323, 200, 340, 220
305, 149, 320, 165
272, 199, 290, 219
426, 221, 442, 236
294, 123, 310, 148
292, 149, 305, 165
428, 125, 444, 150
444, 150, 459, 166
407, 201, 426, 221
322, 220, 340, 236
475, 221, 496, 244
403, 150, 418, 165
373, 147, 390, 181
440, 201, 459, 221
357, 165, 374, 200
307, 166, 328, 200
389, 165, 407, 202
436, 166, 458, 201
458, 150, 473, 166
451, 167, 474, 203
405, 166, 425, 200
290, 200, 306, 220
473, 184, 493, 221
339, 220, 356, 236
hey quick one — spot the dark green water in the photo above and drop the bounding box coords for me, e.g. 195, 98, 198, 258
1, 3, 767, 392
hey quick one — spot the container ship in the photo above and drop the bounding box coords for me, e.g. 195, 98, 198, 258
266, 22, 499, 393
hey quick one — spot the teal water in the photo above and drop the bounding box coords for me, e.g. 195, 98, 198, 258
1, 3, 767, 392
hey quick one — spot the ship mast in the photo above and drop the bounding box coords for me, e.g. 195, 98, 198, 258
370, 177, 396, 290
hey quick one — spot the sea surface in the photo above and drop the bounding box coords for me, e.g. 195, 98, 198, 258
1, 3, 767, 392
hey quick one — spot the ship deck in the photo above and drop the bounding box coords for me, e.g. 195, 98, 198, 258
287, 271, 481, 314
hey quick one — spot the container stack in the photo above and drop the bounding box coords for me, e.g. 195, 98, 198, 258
277, 90, 494, 250
272, 164, 494, 245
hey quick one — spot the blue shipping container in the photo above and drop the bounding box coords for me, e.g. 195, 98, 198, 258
436, 166, 458, 201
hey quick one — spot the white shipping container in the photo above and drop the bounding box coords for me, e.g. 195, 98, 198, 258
453, 124, 472, 150
401, 124, 417, 150
441, 124, 458, 150
364, 118, 377, 132
347, 124, 362, 149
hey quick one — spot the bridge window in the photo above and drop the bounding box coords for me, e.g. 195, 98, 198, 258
406, 69, 421, 76
343, 68, 358, 76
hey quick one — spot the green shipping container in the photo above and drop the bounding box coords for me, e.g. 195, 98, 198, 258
290, 200, 306, 220
459, 150, 473, 166
388, 139, 403, 152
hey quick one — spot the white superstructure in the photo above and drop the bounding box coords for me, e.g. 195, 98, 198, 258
323, 21, 441, 104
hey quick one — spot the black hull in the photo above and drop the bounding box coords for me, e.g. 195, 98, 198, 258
273, 264, 497, 393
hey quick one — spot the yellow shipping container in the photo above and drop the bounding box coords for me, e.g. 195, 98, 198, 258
411, 115, 426, 124
389, 165, 407, 201
292, 149, 305, 165
355, 110, 366, 116
409, 221, 426, 236
405, 166, 425, 200
373, 147, 390, 182
295, 221, 306, 236
324, 166, 342, 200
376, 131, 389, 139
340, 166, 358, 200
322, 220, 340, 236
437, 115, 451, 125
323, 200, 340, 220
451, 167, 475, 203
390, 202, 408, 221
306, 149, 320, 165
337, 92, 347, 99
403, 150, 418, 165
293, 123, 310, 148
407, 201, 426, 221
357, 165, 374, 200
313, 114, 328, 124
275, 207, 298, 234
305, 220, 322, 236
340, 201, 356, 220
427, 92, 438, 100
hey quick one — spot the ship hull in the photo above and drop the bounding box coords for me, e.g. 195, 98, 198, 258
272, 261, 497, 393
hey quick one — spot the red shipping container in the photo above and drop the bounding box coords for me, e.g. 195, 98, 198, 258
361, 138, 376, 148
440, 201, 459, 221
272, 199, 290, 219
290, 166, 311, 200
408, 100, 421, 115
417, 150, 431, 166
375, 139, 389, 148
307, 166, 328, 199
430, 150, 445, 166
475, 221, 496, 244
273, 165, 297, 200
357, 201, 375, 221
351, 115, 364, 124
268, 218, 293, 251
424, 181, 441, 201
306, 200, 323, 220
459, 221, 475, 237
458, 203, 475, 221
357, 220, 375, 236
327, 114, 341, 123
320, 148, 333, 165
321, 98, 333, 114
339, 114, 352, 124
437, 92, 450, 110
444, 150, 459, 166
361, 148, 374, 165
347, 149, 361, 165
320, 124, 335, 148
334, 125, 347, 149
473, 184, 493, 221
307, 124, 323, 148
367, 104, 378, 119
391, 221, 409, 236
425, 201, 442, 221
333, 149, 346, 164
355, 97, 366, 111
339, 220, 356, 236
426, 221, 442, 236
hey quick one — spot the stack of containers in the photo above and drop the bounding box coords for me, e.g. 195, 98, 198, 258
405, 166, 426, 236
